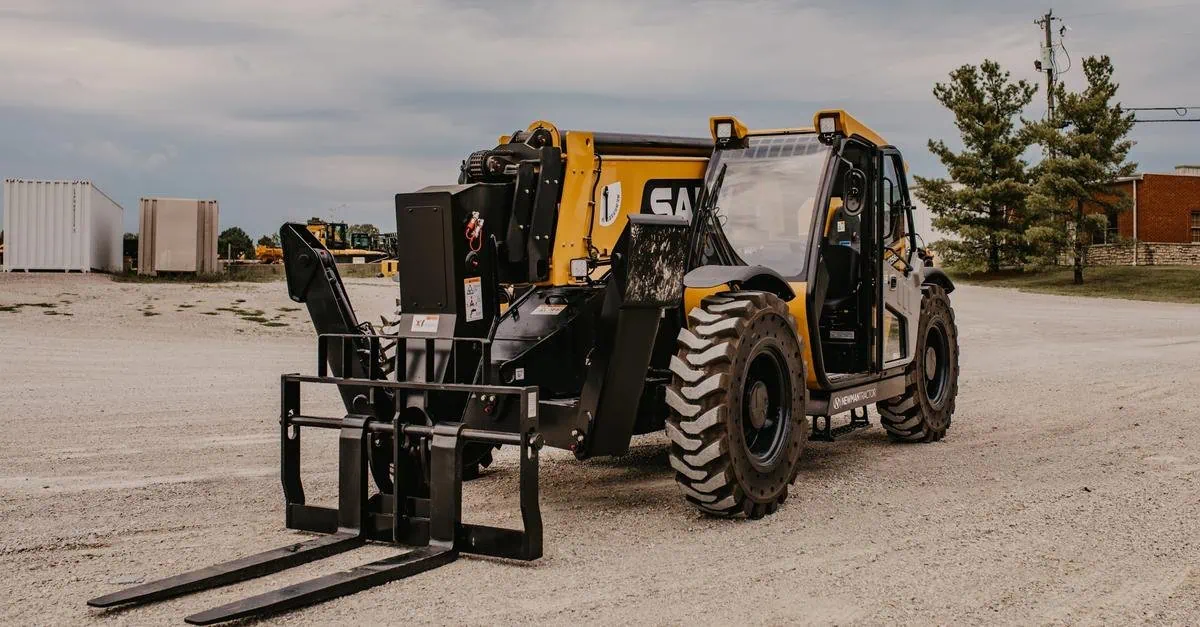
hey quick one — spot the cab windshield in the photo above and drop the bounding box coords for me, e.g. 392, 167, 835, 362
707, 134, 831, 279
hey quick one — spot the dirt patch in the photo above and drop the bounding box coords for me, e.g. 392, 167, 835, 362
1, 274, 1198, 624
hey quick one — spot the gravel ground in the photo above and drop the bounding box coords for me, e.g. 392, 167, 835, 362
1, 273, 1197, 625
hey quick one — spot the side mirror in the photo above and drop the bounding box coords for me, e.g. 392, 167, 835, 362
842, 168, 866, 216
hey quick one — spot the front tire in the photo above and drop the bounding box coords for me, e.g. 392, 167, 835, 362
876, 285, 959, 442
665, 291, 806, 519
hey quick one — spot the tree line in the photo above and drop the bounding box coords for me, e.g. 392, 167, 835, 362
917, 55, 1136, 284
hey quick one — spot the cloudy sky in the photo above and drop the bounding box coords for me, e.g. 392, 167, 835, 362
1, 0, 1197, 237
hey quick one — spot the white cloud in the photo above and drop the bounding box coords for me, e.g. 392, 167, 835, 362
0, 0, 1196, 234
63, 140, 178, 172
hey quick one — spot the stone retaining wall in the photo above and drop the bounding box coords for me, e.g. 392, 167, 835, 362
1086, 242, 1200, 266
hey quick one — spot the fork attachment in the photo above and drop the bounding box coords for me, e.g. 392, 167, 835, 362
87, 379, 542, 625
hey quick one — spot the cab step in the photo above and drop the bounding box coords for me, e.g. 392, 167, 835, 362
810, 407, 871, 442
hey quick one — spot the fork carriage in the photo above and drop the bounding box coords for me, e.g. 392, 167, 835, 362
89, 329, 544, 625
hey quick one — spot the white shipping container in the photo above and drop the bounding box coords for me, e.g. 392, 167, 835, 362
3, 179, 124, 272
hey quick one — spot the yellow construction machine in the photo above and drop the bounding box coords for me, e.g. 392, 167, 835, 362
90, 113, 958, 624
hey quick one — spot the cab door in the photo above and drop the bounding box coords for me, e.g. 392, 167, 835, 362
878, 149, 920, 369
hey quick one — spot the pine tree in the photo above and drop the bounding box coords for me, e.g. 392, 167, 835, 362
218, 227, 255, 260
915, 60, 1038, 273
1024, 55, 1136, 284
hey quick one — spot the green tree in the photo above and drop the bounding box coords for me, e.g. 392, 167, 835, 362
348, 223, 379, 237
914, 60, 1038, 273
257, 234, 279, 247
218, 227, 256, 260
1024, 55, 1136, 284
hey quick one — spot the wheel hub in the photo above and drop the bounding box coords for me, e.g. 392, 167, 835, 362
748, 381, 770, 429
741, 347, 792, 470
923, 323, 950, 407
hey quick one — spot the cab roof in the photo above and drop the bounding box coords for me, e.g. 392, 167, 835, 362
708, 110, 890, 148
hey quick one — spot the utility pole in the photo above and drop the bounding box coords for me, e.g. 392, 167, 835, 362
1034, 9, 1059, 120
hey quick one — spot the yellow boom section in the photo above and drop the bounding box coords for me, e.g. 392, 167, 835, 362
547, 130, 710, 286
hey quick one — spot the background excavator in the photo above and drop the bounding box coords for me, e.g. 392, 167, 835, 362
257, 218, 391, 264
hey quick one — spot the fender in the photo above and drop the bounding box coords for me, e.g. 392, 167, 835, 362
683, 264, 797, 301
921, 267, 955, 294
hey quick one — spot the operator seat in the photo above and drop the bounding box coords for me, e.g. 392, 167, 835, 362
820, 198, 860, 312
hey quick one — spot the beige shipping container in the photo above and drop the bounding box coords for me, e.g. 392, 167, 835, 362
138, 198, 219, 275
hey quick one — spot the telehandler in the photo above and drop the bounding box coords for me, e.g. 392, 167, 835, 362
89, 112, 958, 624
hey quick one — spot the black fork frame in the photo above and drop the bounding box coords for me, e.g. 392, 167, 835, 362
87, 333, 542, 625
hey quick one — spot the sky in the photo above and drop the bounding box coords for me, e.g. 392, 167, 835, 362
1, 0, 1198, 237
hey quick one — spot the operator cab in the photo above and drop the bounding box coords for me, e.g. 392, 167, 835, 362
700, 111, 920, 390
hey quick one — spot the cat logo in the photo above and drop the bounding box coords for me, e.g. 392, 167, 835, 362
641, 179, 701, 220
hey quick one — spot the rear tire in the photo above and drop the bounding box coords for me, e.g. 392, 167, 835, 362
876, 285, 959, 442
666, 291, 806, 519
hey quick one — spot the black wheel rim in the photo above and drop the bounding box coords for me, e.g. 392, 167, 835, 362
741, 346, 791, 470
923, 322, 950, 407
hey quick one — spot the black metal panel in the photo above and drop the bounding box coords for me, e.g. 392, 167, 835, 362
395, 205, 448, 312
505, 162, 537, 268
394, 184, 505, 331
579, 215, 693, 457
583, 308, 666, 457
526, 146, 563, 281
488, 285, 605, 398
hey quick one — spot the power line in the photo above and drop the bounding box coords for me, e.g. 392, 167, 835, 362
1128, 106, 1200, 124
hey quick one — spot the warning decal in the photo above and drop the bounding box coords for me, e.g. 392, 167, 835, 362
410, 314, 440, 333
531, 304, 567, 316
464, 277, 483, 322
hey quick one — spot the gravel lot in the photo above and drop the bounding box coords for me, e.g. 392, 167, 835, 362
1, 273, 1198, 625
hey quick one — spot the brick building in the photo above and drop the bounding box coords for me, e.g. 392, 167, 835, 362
1087, 166, 1200, 266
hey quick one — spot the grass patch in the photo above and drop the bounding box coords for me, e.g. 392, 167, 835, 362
951, 265, 1200, 304
142, 311, 161, 317
43, 310, 74, 316
201, 311, 220, 316
239, 315, 269, 323
278, 306, 300, 312
178, 303, 196, 309
111, 272, 236, 284
261, 321, 289, 328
